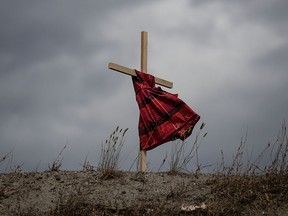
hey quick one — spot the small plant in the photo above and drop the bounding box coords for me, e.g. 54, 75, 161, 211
168, 122, 207, 174
0, 151, 12, 164
48, 142, 68, 172
1, 151, 11, 172
98, 126, 128, 179
80, 154, 95, 171
268, 120, 288, 174
0, 150, 24, 173
219, 131, 248, 175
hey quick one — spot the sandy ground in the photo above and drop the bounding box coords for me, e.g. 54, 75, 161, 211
0, 171, 211, 215
1, 171, 288, 215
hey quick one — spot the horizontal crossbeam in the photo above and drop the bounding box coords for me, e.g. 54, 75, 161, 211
108, 62, 173, 89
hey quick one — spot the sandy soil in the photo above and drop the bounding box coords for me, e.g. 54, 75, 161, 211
0, 171, 211, 215
0, 171, 287, 215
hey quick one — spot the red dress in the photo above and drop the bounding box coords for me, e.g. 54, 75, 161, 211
132, 70, 200, 151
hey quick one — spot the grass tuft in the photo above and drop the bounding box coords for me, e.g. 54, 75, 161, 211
48, 142, 68, 172
98, 126, 128, 179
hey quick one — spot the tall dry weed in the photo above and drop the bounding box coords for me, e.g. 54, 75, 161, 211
169, 122, 207, 174
98, 126, 128, 179
48, 142, 68, 172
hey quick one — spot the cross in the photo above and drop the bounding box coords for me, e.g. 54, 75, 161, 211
108, 31, 173, 172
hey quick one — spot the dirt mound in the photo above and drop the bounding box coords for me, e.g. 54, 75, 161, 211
1, 171, 287, 215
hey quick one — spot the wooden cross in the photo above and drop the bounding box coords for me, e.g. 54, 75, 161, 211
108, 31, 173, 172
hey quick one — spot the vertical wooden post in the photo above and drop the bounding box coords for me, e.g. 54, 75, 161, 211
140, 31, 148, 172
141, 31, 148, 72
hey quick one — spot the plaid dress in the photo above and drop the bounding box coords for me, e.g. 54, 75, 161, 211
132, 70, 200, 151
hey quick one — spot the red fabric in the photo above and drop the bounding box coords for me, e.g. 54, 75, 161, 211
132, 70, 200, 151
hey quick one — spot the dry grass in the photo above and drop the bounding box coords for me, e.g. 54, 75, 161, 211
98, 126, 128, 179
48, 142, 68, 172
208, 173, 288, 215
207, 120, 288, 215
50, 186, 96, 216
169, 122, 207, 174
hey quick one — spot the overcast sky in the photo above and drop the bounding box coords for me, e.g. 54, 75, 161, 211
1, 0, 288, 172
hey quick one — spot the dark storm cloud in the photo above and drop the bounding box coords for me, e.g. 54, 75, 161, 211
244, 0, 288, 24
249, 44, 288, 124
252, 44, 288, 78
189, 0, 288, 26
1, 2, 83, 73
240, 0, 288, 126
0, 0, 154, 73
0, 0, 146, 112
